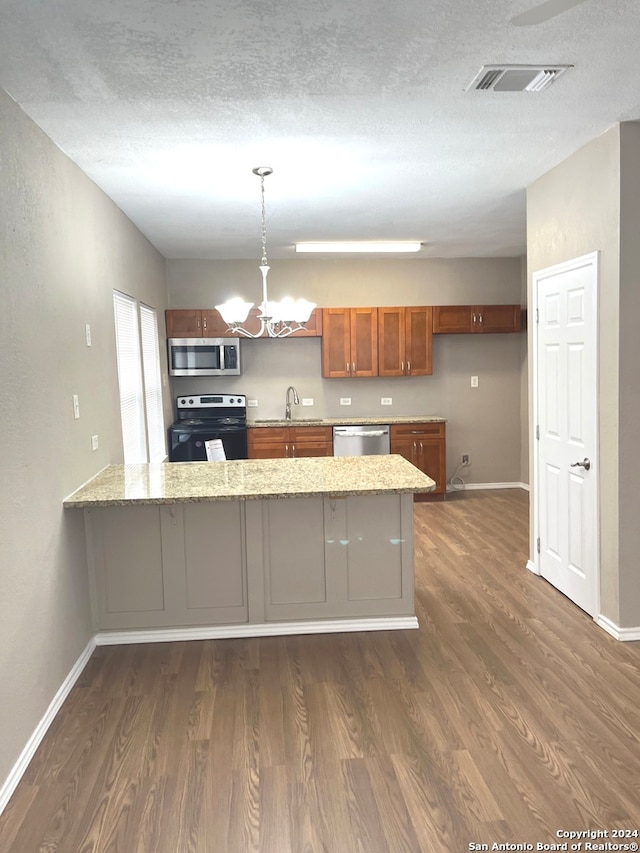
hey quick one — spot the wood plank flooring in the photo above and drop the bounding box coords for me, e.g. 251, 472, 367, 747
2, 489, 640, 851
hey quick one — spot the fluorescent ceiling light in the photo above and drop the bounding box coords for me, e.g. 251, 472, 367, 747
295, 241, 422, 254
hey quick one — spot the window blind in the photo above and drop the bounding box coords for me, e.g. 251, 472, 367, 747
113, 290, 147, 463
140, 303, 166, 463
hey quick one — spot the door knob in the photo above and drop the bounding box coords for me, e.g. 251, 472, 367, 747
570, 458, 591, 471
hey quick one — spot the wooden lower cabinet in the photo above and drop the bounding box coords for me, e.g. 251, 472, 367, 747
248, 425, 333, 459
390, 422, 446, 500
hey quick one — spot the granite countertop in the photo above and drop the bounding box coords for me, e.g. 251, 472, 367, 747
63, 455, 436, 507
249, 415, 446, 427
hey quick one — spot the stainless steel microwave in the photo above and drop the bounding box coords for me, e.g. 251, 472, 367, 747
167, 338, 241, 377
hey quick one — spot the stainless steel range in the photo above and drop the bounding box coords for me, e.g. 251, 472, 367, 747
168, 394, 247, 462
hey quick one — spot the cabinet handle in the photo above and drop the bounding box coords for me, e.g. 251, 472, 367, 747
346, 362, 350, 375
285, 444, 289, 457
291, 444, 296, 457
418, 441, 424, 455
202, 316, 207, 330
197, 316, 201, 329
407, 360, 411, 374
352, 362, 356, 374
479, 313, 483, 325
472, 313, 477, 325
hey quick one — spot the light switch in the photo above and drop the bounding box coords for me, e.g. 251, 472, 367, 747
302, 398, 314, 406
471, 376, 479, 388
72, 394, 80, 419
91, 435, 99, 451
340, 397, 352, 406
85, 324, 92, 346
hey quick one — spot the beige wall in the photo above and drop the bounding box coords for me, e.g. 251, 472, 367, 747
167, 257, 526, 486
527, 122, 640, 628
0, 88, 171, 794
617, 123, 640, 626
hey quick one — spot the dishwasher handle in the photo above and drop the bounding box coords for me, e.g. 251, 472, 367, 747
334, 428, 389, 437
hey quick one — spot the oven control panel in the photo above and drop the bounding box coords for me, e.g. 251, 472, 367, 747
177, 394, 246, 409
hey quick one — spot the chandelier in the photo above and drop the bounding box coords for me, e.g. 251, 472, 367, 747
215, 167, 316, 338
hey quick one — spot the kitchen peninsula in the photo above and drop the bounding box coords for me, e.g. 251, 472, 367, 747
64, 455, 435, 641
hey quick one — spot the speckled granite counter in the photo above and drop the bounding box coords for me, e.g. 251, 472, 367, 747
249, 415, 446, 427
63, 455, 435, 508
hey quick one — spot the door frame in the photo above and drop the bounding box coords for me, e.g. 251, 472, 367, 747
530, 251, 600, 616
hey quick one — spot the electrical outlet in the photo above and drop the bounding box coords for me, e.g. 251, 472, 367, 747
340, 397, 352, 406
72, 394, 80, 419
461, 453, 470, 465
302, 398, 314, 406
381, 397, 392, 405
247, 399, 258, 407
471, 375, 479, 388
91, 435, 99, 451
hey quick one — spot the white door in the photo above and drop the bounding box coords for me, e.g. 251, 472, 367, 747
533, 252, 599, 616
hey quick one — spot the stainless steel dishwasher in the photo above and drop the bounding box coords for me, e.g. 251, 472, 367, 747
333, 424, 390, 456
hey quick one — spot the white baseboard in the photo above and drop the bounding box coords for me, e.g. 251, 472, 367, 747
525, 559, 539, 575
447, 481, 529, 492
95, 616, 419, 646
0, 637, 96, 816
596, 614, 640, 642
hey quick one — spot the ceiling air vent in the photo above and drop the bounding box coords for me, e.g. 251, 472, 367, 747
467, 64, 572, 92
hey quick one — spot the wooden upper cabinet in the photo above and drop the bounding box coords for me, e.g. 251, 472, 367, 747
433, 305, 522, 334
378, 306, 433, 376
321, 308, 378, 378
165, 309, 233, 338
477, 304, 522, 333
166, 308, 322, 339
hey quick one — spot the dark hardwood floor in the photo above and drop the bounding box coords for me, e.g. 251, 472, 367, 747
2, 489, 640, 851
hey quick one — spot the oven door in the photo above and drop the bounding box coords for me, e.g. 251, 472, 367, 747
169, 425, 248, 462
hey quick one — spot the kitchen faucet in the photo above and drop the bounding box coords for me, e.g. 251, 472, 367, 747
285, 385, 300, 420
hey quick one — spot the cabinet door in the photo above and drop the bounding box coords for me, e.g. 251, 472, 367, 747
389, 435, 417, 466
247, 427, 290, 459
350, 307, 378, 376
432, 305, 474, 334
165, 309, 204, 337
200, 308, 236, 337
405, 306, 433, 375
378, 307, 405, 376
416, 439, 446, 495
477, 304, 522, 333
289, 426, 333, 457
321, 308, 351, 377
391, 422, 446, 498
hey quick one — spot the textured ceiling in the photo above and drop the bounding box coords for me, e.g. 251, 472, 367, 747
2, 0, 640, 259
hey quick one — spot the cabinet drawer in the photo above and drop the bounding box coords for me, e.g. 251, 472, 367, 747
390, 423, 445, 440
289, 426, 332, 443
247, 427, 289, 446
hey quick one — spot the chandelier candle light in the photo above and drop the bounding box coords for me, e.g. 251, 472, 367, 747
216, 167, 316, 338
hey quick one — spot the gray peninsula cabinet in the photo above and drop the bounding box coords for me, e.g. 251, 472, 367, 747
65, 458, 435, 638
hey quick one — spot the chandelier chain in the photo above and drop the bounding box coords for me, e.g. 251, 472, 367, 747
260, 173, 268, 267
